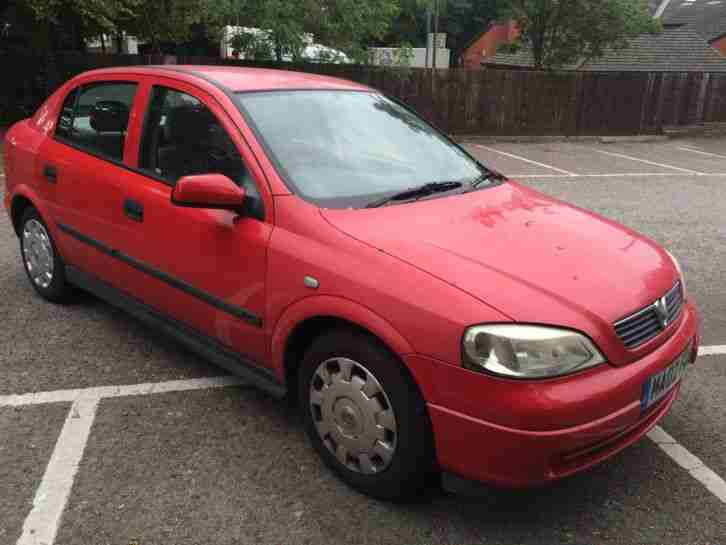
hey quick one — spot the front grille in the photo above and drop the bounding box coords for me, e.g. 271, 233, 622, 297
665, 281, 684, 323
614, 282, 684, 349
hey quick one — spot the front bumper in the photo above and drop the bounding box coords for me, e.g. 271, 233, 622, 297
424, 302, 700, 488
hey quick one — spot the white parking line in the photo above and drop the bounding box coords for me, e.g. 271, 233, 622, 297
677, 146, 726, 160
648, 426, 726, 504
7, 376, 248, 545
0, 376, 247, 407
475, 145, 577, 176
3, 347, 726, 543
17, 397, 99, 545
1, 348, 721, 407
700, 345, 726, 356
592, 149, 705, 175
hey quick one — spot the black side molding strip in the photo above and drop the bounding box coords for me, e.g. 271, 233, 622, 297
66, 265, 285, 398
57, 223, 263, 328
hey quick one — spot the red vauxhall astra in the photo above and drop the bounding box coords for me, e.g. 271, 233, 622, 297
3, 66, 700, 500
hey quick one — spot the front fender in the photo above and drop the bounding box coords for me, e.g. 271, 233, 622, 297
270, 296, 443, 403
270, 295, 415, 379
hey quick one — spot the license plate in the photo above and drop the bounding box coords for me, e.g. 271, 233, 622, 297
641, 343, 691, 412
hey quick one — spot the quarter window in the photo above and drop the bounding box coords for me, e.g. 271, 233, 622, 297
56, 88, 79, 139
56, 82, 138, 161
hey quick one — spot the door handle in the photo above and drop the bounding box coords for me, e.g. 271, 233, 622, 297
43, 164, 58, 184
124, 199, 144, 222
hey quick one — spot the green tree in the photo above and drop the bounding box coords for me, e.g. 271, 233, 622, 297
383, 0, 428, 47
508, 0, 660, 69
129, 0, 230, 53
20, 0, 230, 53
19, 0, 403, 59
312, 0, 402, 61
226, 0, 402, 63
250, 0, 313, 61
22, 0, 142, 50
228, 29, 274, 60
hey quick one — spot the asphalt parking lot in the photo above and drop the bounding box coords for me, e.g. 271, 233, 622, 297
2, 137, 726, 545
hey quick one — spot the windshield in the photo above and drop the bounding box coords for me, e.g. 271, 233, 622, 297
235, 91, 490, 208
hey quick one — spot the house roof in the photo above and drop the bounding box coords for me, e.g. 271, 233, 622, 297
485, 26, 726, 72
688, 12, 726, 41
460, 20, 510, 56
658, 0, 726, 26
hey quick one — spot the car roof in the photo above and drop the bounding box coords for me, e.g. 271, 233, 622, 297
77, 65, 372, 93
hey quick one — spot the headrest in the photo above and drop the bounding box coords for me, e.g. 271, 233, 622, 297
89, 101, 130, 133
166, 105, 214, 147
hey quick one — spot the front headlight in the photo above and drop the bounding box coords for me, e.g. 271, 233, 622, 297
666, 250, 687, 297
462, 325, 606, 379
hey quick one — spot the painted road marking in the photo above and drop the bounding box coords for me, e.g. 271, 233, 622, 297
475, 144, 578, 176
592, 149, 705, 175
0, 376, 247, 407
700, 345, 726, 356
17, 397, 99, 545
0, 346, 721, 408
648, 426, 726, 504
8, 376, 247, 545
677, 146, 726, 161
4, 346, 725, 543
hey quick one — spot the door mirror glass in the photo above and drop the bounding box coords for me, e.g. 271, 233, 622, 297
171, 174, 246, 211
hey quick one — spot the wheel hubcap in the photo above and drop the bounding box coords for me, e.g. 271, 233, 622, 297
309, 357, 398, 475
22, 219, 54, 289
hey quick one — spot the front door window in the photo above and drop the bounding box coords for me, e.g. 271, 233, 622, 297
138, 86, 262, 217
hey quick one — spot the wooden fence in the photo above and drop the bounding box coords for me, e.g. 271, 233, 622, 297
3, 52, 726, 135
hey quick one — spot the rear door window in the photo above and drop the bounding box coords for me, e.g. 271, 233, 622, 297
56, 82, 138, 162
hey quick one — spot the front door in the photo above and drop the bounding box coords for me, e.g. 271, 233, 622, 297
116, 80, 272, 366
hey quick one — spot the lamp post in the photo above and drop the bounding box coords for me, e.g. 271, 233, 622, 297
425, 4, 431, 70
432, 0, 439, 72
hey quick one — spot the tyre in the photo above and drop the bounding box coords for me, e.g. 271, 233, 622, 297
298, 328, 436, 500
19, 207, 74, 303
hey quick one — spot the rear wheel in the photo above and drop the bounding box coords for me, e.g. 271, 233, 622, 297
298, 328, 436, 500
19, 208, 74, 303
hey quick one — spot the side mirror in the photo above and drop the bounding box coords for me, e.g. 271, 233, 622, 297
171, 174, 246, 212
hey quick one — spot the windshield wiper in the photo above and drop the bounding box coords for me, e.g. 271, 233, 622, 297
366, 181, 463, 208
468, 171, 504, 190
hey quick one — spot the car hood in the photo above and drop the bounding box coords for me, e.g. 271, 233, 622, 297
320, 182, 678, 331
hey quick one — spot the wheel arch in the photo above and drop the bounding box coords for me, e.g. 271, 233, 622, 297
9, 188, 71, 268
10, 194, 35, 236
271, 296, 416, 400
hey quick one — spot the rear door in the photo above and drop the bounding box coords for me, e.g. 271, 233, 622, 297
39, 77, 141, 280
116, 78, 273, 366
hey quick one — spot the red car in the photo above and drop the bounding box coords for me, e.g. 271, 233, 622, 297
3, 66, 700, 500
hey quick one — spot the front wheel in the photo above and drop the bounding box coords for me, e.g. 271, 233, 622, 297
298, 329, 436, 500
